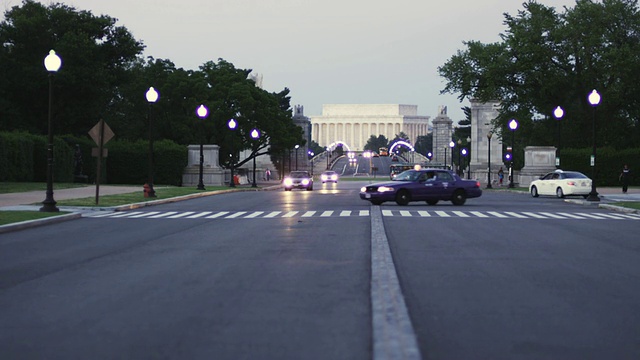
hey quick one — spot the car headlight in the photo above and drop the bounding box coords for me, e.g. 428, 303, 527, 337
378, 186, 395, 192
331, 175, 338, 180
302, 179, 310, 185
284, 178, 293, 186
360, 187, 367, 192
321, 175, 328, 180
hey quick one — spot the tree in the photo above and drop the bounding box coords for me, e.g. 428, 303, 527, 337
0, 0, 144, 135
414, 134, 432, 156
364, 135, 390, 152
438, 0, 640, 149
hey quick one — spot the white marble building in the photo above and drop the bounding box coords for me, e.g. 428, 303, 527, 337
310, 104, 430, 151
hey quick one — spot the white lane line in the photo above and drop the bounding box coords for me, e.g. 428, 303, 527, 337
435, 211, 450, 217
282, 211, 299, 218
263, 211, 281, 218
244, 211, 264, 218
225, 212, 247, 219
370, 206, 421, 360
400, 210, 412, 217
359, 210, 370, 217
452, 211, 469, 218
576, 212, 608, 219
417, 211, 431, 217
302, 211, 316, 217
539, 212, 569, 219
504, 212, 528, 219
596, 213, 629, 220
168, 212, 196, 219
340, 210, 352, 217
521, 212, 548, 219
557, 212, 588, 219
109, 211, 143, 218
206, 211, 229, 219
129, 211, 161, 218
614, 213, 640, 220
470, 211, 489, 218
487, 211, 509, 218
148, 212, 178, 218
382, 210, 394, 217
186, 211, 212, 219
321, 211, 334, 217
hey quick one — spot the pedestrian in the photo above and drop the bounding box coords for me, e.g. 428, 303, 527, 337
265, 168, 271, 181
498, 167, 504, 186
619, 164, 630, 193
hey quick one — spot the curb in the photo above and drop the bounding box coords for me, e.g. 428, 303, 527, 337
0, 213, 82, 234
0, 185, 282, 234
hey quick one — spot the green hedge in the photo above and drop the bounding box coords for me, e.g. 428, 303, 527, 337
559, 147, 638, 186
1, 132, 187, 186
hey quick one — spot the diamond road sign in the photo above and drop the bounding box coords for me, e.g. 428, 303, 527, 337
88, 120, 114, 146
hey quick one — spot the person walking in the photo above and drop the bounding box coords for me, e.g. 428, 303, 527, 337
498, 167, 504, 186
619, 164, 630, 193
265, 168, 271, 181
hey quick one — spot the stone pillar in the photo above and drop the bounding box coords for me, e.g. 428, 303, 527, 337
469, 100, 503, 184
182, 145, 226, 186
519, 146, 557, 186
432, 106, 453, 166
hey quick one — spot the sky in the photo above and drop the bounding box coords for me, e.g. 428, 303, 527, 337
4, 0, 578, 123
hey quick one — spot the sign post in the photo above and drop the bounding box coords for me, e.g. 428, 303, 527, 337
88, 120, 114, 204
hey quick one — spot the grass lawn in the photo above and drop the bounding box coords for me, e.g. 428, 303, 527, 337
0, 210, 70, 226
611, 202, 640, 210
55, 186, 232, 207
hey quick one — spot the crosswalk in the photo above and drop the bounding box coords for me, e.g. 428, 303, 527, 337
87, 209, 640, 221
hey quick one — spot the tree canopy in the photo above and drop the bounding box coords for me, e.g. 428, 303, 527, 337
438, 0, 640, 150
0, 0, 303, 168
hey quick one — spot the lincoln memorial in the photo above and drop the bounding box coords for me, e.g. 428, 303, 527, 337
310, 104, 430, 150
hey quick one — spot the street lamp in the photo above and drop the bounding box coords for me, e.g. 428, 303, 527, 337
228, 118, 237, 187
449, 141, 455, 170
40, 50, 62, 212
295, 144, 299, 170
196, 104, 208, 190
326, 146, 330, 169
486, 131, 493, 188
586, 89, 601, 201
461, 148, 469, 178
457, 139, 463, 176
145, 86, 159, 198
308, 150, 315, 176
508, 119, 518, 188
250, 128, 260, 187
554, 106, 564, 168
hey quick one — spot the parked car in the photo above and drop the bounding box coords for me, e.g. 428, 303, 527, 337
529, 169, 592, 198
283, 171, 313, 191
360, 168, 482, 206
320, 170, 339, 183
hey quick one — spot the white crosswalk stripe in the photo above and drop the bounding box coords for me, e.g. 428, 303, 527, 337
93, 209, 640, 221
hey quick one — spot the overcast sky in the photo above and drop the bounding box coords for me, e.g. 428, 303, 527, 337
5, 0, 578, 123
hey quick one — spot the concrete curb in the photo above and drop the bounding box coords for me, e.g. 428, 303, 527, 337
0, 213, 82, 234
0, 185, 282, 233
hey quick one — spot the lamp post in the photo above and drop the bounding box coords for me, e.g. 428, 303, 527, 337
449, 141, 455, 170
250, 128, 260, 187
196, 104, 208, 190
554, 106, 564, 168
461, 148, 468, 178
326, 147, 330, 169
427, 152, 433, 161
486, 131, 493, 188
457, 139, 462, 176
228, 118, 237, 187
308, 151, 315, 175
40, 50, 62, 212
145, 87, 159, 198
508, 119, 518, 188
294, 144, 299, 170
586, 89, 601, 201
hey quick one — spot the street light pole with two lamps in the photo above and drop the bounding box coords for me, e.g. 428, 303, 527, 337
40, 50, 62, 212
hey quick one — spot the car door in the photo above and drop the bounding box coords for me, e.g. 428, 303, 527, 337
425, 170, 455, 199
538, 173, 554, 195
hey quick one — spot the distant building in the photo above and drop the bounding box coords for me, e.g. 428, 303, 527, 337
310, 104, 430, 151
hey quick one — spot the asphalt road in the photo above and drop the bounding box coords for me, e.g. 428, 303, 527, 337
1, 181, 639, 359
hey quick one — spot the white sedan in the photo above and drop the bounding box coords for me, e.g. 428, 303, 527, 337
529, 170, 592, 198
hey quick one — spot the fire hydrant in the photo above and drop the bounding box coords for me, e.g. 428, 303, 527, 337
143, 183, 151, 198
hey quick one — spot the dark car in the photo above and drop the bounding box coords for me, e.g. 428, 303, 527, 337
283, 171, 313, 191
360, 168, 482, 206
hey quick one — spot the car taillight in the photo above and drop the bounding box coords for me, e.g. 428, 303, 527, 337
567, 181, 576, 186
475, 181, 481, 188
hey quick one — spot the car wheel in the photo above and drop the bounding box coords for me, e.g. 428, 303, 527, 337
531, 186, 539, 197
285, 188, 291, 191
371, 200, 383, 205
451, 190, 467, 205
556, 187, 564, 198
426, 199, 438, 206
395, 190, 411, 206
307, 186, 313, 191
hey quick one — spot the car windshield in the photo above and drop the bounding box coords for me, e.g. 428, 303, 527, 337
563, 172, 588, 179
393, 170, 421, 181
289, 171, 309, 178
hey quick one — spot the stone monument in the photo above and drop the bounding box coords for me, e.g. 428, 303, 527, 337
469, 100, 503, 185
518, 146, 557, 186
431, 106, 453, 167
182, 145, 226, 186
